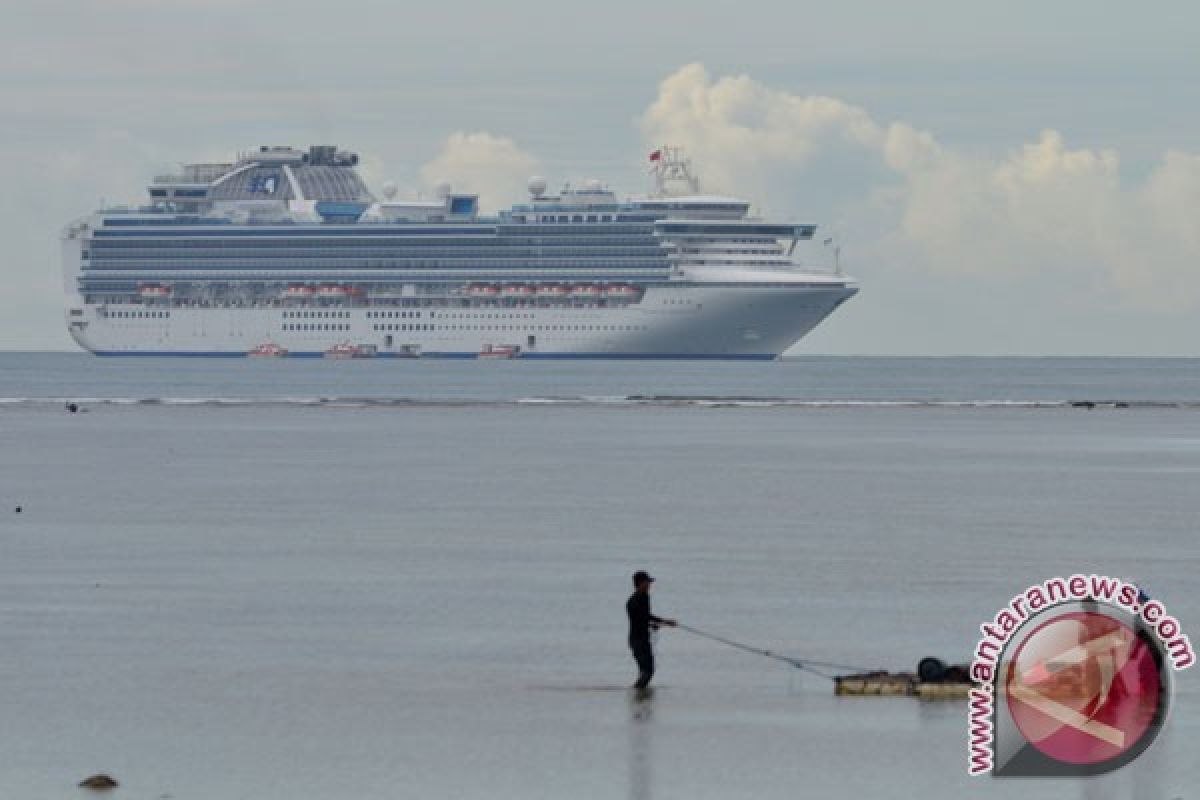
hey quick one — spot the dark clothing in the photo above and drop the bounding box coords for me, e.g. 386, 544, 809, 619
631, 639, 655, 689
627, 590, 663, 688
626, 591, 663, 645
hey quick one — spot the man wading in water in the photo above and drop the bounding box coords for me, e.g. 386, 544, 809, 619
627, 571, 676, 689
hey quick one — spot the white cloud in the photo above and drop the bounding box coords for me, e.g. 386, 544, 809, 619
418, 132, 539, 212
639, 64, 1200, 314
638, 64, 884, 200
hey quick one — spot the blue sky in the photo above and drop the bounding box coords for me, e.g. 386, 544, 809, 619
2, 0, 1197, 353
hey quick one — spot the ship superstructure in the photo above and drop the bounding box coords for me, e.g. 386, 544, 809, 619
62, 145, 857, 358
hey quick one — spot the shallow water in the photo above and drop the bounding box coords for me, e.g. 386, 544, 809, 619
1, 355, 1197, 798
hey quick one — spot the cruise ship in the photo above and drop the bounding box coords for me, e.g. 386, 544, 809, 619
62, 145, 858, 358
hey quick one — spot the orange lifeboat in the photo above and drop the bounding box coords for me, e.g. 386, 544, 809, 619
467, 283, 500, 298
138, 284, 171, 299
478, 344, 521, 359
247, 342, 289, 358
569, 284, 601, 301
324, 342, 377, 359
606, 284, 641, 300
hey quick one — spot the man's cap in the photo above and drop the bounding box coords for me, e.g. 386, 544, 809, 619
632, 570, 655, 586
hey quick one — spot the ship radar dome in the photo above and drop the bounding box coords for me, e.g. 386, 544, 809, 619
381, 181, 398, 200
528, 176, 547, 197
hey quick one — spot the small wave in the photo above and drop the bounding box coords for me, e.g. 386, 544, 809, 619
1, 396, 1196, 410
0, 395, 333, 408
523, 396, 1187, 409
516, 395, 634, 405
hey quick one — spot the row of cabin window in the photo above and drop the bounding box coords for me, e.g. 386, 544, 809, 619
90, 245, 665, 257
88, 234, 658, 250
282, 324, 349, 332
284, 310, 349, 318
367, 311, 422, 319
445, 324, 646, 332
105, 310, 170, 319
86, 258, 666, 269
373, 324, 648, 332
541, 215, 614, 223
446, 312, 535, 318
284, 322, 651, 334
510, 216, 663, 224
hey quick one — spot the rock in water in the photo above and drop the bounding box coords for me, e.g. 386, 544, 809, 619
79, 774, 119, 790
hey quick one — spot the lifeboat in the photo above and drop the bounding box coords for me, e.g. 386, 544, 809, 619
138, 284, 171, 298
606, 284, 641, 300
478, 344, 521, 359
535, 284, 560, 297
467, 283, 500, 297
324, 342, 376, 359
315, 285, 348, 298
284, 285, 315, 298
569, 284, 601, 300
501, 284, 534, 299
247, 342, 288, 358
324, 342, 356, 359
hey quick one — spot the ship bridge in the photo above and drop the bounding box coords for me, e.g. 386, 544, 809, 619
655, 218, 823, 279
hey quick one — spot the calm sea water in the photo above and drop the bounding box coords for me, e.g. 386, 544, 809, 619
5, 352, 1200, 405
1, 354, 1197, 799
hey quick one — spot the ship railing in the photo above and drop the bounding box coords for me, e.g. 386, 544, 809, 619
152, 176, 205, 185
152, 165, 232, 185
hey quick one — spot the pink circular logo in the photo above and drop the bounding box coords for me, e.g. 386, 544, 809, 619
1005, 611, 1162, 766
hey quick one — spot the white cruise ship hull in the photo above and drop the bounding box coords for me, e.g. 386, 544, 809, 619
66, 283, 855, 359
62, 144, 860, 355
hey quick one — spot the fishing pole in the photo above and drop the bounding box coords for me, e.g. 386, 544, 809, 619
675, 623, 876, 679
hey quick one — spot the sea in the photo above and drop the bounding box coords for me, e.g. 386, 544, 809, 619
1, 353, 1197, 799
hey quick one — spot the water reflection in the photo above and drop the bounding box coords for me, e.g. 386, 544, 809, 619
629, 688, 655, 800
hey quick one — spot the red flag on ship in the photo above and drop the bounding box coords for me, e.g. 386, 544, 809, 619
648, 149, 662, 162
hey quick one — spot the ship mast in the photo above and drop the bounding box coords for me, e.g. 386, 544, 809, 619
650, 145, 700, 196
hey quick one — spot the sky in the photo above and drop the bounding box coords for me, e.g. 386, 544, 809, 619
2, 0, 1198, 354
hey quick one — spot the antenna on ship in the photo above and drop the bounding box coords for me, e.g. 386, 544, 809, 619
823, 236, 842, 275
648, 145, 700, 196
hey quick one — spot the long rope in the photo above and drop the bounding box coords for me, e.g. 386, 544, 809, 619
675, 623, 877, 680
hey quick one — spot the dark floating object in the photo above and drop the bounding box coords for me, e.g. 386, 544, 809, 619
917, 656, 946, 683
835, 656, 974, 699
14, 506, 21, 513
79, 774, 119, 790
66, 402, 79, 413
